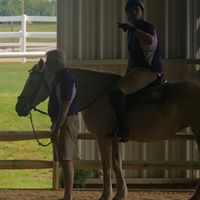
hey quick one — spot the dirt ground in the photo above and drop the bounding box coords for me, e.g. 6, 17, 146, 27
0, 189, 194, 200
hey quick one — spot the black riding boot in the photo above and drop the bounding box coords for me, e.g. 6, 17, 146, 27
107, 90, 129, 141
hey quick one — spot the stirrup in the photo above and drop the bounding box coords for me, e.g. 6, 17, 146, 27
106, 128, 129, 141
106, 128, 119, 138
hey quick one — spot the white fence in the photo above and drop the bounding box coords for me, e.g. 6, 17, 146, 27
0, 15, 56, 58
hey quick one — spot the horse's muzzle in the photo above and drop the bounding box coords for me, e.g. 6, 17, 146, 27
15, 98, 31, 117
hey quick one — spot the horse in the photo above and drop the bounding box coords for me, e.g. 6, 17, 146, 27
15, 60, 200, 200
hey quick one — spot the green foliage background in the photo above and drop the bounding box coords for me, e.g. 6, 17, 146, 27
0, 0, 56, 16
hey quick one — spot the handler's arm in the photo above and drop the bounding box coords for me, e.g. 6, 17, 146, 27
51, 100, 71, 142
134, 29, 155, 45
54, 100, 71, 129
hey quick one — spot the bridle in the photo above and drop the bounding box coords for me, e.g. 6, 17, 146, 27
30, 68, 52, 147
18, 68, 49, 110
18, 66, 51, 147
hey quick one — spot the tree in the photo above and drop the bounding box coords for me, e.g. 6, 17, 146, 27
0, 0, 21, 16
25, 0, 56, 16
0, 0, 56, 16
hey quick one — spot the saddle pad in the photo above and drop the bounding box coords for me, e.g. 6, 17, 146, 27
127, 82, 169, 109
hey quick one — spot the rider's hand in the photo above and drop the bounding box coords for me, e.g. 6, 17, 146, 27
117, 22, 137, 33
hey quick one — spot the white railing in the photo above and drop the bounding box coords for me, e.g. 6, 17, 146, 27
0, 51, 46, 58
0, 15, 56, 59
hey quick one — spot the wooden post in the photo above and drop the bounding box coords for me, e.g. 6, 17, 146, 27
52, 144, 60, 190
52, 161, 60, 190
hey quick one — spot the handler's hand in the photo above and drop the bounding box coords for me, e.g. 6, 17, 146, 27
117, 22, 137, 32
51, 125, 60, 143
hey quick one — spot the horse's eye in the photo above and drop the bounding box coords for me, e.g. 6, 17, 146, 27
28, 75, 39, 86
28, 79, 37, 87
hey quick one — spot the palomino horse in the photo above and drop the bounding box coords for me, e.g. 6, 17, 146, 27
16, 60, 200, 200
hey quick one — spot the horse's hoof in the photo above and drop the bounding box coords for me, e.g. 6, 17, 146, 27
112, 196, 126, 200
97, 196, 112, 200
112, 198, 120, 200
188, 196, 198, 200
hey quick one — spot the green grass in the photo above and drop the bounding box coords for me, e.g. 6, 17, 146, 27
0, 170, 52, 188
0, 62, 52, 188
0, 22, 56, 32
0, 62, 51, 130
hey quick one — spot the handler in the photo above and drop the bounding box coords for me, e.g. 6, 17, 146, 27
46, 49, 79, 200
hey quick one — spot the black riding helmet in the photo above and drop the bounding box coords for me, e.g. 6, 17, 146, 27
125, 0, 144, 13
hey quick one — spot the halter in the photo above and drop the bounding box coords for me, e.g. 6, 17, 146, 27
32, 70, 49, 116
31, 70, 52, 147
18, 68, 49, 109
18, 67, 51, 147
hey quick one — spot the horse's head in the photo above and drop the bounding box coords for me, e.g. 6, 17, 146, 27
15, 59, 54, 116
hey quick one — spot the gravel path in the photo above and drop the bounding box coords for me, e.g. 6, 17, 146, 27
0, 189, 194, 200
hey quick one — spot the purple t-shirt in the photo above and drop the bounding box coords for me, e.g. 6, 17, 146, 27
127, 19, 163, 73
48, 68, 78, 120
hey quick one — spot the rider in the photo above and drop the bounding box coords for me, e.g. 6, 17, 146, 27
107, 0, 164, 141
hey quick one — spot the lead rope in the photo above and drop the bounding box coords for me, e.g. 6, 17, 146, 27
33, 107, 48, 115
29, 111, 52, 147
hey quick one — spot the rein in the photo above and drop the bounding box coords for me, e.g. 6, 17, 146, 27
78, 77, 118, 111
33, 107, 48, 115
29, 111, 51, 147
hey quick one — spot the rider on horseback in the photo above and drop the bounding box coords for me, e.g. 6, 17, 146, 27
107, 0, 164, 142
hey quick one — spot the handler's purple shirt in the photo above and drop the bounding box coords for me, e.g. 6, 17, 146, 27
48, 68, 78, 121
127, 19, 163, 73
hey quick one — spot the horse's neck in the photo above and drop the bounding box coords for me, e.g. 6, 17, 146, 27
70, 68, 120, 111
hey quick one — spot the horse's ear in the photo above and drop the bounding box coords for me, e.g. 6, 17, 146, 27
38, 59, 44, 72
38, 58, 44, 67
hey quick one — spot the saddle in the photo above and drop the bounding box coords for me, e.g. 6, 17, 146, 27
126, 75, 168, 110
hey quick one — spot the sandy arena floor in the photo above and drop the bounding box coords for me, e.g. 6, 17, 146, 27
0, 189, 194, 200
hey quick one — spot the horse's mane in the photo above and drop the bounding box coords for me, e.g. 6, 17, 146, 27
70, 68, 121, 111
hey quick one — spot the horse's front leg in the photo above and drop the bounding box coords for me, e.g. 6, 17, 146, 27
97, 134, 113, 200
112, 141, 128, 200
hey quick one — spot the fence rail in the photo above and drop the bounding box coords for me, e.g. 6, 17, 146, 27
0, 15, 56, 60
0, 131, 199, 189
1, 160, 200, 170
0, 131, 197, 141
